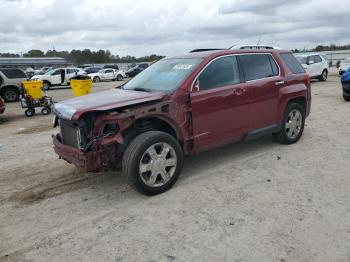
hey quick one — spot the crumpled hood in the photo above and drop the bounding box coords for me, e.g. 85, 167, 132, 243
54, 88, 165, 121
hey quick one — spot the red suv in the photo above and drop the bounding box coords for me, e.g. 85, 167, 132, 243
52, 49, 311, 195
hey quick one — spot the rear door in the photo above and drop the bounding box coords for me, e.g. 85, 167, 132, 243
190, 55, 250, 152
239, 53, 281, 130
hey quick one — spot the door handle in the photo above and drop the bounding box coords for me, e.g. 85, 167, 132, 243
233, 88, 246, 96
275, 80, 285, 86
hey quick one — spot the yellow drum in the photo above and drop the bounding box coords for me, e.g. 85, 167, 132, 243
22, 80, 43, 99
70, 79, 93, 96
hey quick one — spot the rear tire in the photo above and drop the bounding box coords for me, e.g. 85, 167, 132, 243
273, 103, 305, 144
122, 131, 184, 195
93, 77, 101, 83
319, 69, 328, 81
2, 87, 19, 102
117, 75, 123, 81
343, 95, 350, 101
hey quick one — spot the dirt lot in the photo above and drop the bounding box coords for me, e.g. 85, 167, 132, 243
0, 75, 349, 262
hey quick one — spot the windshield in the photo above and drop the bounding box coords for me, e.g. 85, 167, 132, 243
123, 58, 202, 93
45, 69, 56, 75
296, 56, 308, 64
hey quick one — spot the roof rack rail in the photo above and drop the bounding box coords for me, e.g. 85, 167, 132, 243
189, 48, 227, 53
229, 45, 281, 50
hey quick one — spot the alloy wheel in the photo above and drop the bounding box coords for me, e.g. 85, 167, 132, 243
285, 109, 302, 139
139, 142, 177, 187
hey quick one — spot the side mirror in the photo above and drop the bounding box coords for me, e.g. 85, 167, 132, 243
192, 79, 200, 92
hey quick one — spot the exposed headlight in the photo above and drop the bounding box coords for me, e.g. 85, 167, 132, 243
53, 103, 77, 120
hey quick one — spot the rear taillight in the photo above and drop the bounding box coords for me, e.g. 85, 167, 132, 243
304, 73, 311, 87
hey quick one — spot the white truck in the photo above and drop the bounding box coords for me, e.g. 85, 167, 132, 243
31, 68, 86, 90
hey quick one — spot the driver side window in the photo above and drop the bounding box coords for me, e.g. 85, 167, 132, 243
52, 70, 61, 75
198, 56, 240, 91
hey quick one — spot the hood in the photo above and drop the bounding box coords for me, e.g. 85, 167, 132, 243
31, 75, 44, 80
54, 88, 165, 121
88, 72, 99, 77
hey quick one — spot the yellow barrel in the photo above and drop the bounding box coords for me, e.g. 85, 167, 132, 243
70, 79, 93, 96
22, 80, 44, 99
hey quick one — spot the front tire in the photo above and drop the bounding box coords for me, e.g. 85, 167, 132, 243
93, 77, 101, 83
122, 131, 184, 195
273, 103, 305, 144
117, 75, 123, 81
42, 81, 50, 91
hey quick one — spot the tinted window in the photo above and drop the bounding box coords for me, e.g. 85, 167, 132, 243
314, 55, 322, 63
67, 69, 76, 74
240, 54, 276, 81
0, 68, 27, 79
280, 53, 305, 74
52, 70, 61, 75
105, 69, 113, 73
198, 56, 240, 90
268, 56, 279, 76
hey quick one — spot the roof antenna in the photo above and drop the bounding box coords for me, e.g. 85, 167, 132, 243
257, 36, 261, 45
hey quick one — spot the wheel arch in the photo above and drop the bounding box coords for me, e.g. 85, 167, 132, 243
123, 116, 180, 141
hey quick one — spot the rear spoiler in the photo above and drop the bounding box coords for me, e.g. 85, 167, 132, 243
189, 48, 227, 53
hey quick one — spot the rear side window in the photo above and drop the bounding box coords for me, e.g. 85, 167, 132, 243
280, 53, 305, 74
67, 69, 76, 74
199, 56, 240, 90
240, 54, 278, 81
314, 55, 322, 63
0, 68, 27, 79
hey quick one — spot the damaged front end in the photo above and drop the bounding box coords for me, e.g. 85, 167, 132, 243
52, 109, 130, 172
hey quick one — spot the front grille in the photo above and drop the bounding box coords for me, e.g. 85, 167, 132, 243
59, 119, 80, 148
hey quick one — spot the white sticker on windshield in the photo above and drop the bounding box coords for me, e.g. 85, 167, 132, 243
173, 64, 192, 70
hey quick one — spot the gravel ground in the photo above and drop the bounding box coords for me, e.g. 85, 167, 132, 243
0, 75, 349, 262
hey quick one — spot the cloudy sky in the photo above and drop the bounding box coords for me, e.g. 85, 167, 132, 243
0, 0, 349, 57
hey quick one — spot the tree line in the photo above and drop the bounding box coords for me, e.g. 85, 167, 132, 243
0, 49, 165, 64
292, 44, 350, 53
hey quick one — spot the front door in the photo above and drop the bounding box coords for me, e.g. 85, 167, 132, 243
190, 55, 250, 153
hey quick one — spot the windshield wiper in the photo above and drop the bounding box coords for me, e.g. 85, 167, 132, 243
132, 87, 151, 92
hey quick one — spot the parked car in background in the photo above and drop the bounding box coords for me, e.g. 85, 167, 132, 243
341, 67, 350, 101
88, 68, 126, 82
125, 62, 150, 77
339, 58, 350, 75
295, 53, 329, 81
103, 64, 119, 70
31, 68, 86, 90
0, 97, 5, 114
52, 49, 311, 195
84, 67, 102, 74
0, 68, 27, 102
